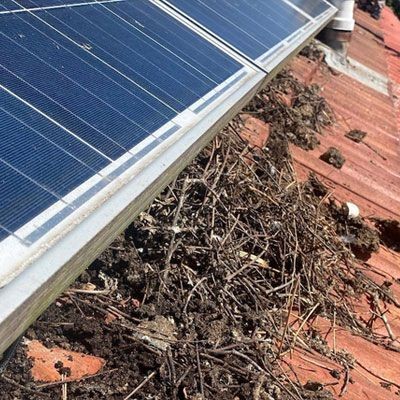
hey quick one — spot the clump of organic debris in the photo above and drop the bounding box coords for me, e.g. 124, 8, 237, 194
328, 203, 380, 260
306, 172, 330, 198
374, 218, 400, 252
345, 129, 367, 143
300, 41, 325, 62
244, 69, 334, 150
320, 147, 346, 169
1, 70, 393, 400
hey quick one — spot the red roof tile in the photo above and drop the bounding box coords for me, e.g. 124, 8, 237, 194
381, 8, 400, 132
272, 8, 400, 399
231, 8, 400, 399
349, 9, 388, 75
290, 55, 400, 220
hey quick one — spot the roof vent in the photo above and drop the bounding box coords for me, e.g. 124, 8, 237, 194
318, 0, 355, 55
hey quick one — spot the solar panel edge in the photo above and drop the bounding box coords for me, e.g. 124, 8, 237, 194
0, 67, 264, 355
285, 0, 337, 19
260, 5, 337, 72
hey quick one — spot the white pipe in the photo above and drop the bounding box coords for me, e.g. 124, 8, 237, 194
329, 0, 355, 31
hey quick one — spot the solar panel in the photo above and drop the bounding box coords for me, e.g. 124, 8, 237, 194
0, 0, 263, 287
158, 0, 337, 70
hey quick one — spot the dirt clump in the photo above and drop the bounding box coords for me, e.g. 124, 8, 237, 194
305, 172, 329, 198
345, 129, 367, 143
374, 218, 400, 252
300, 42, 325, 62
329, 204, 380, 260
302, 381, 334, 399
245, 69, 333, 150
320, 147, 346, 169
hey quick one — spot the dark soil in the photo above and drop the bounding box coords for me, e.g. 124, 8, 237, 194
305, 173, 329, 198
0, 70, 392, 400
329, 204, 380, 261
245, 69, 334, 151
300, 42, 325, 62
320, 147, 346, 169
345, 129, 367, 143
374, 218, 400, 252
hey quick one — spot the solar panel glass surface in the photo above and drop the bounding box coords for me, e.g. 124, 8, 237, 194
0, 0, 113, 10
163, 0, 310, 60
0, 0, 244, 243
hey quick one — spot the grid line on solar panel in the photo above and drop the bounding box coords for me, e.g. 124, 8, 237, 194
30, 2, 218, 111
162, 0, 310, 61
0, 15, 173, 155
0, 0, 244, 243
0, 0, 124, 12
97, 1, 224, 86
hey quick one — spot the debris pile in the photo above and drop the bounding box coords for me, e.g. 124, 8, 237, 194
244, 69, 334, 151
1, 71, 398, 400
299, 42, 325, 62
345, 129, 367, 143
320, 147, 346, 169
374, 218, 400, 252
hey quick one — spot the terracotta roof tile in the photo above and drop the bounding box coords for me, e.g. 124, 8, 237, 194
381, 8, 400, 131
280, 7, 400, 399
348, 9, 387, 75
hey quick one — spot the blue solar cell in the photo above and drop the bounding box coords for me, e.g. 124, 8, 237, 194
0, 3, 243, 153
0, 13, 173, 156
0, 228, 9, 243
1, 89, 109, 172
0, 161, 59, 233
105, 0, 240, 82
9, 0, 242, 86
0, 0, 245, 242
2, 0, 113, 10
34, 4, 217, 111
164, 0, 309, 60
289, 0, 330, 18
0, 0, 22, 11
0, 62, 129, 161
0, 107, 102, 198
